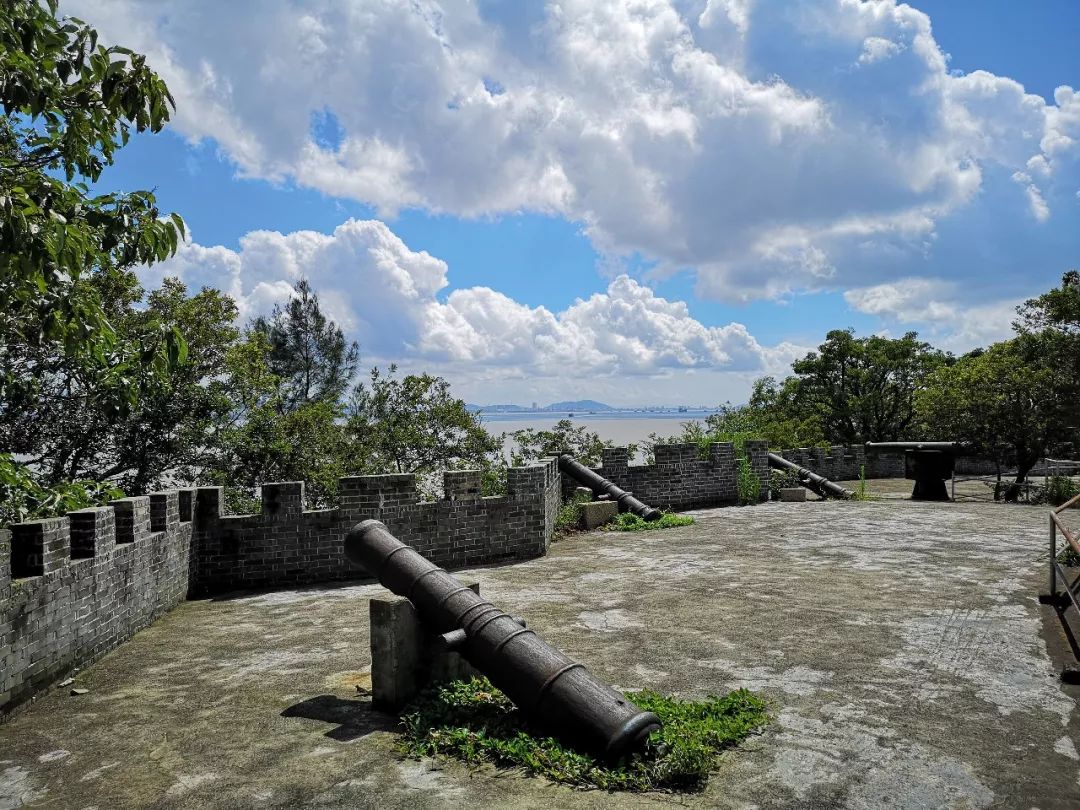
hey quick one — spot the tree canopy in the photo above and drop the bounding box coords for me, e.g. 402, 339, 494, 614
786, 330, 948, 444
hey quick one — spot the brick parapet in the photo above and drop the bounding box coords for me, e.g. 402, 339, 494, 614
560, 442, 770, 510
1, 457, 558, 715
779, 444, 903, 481
1, 488, 196, 717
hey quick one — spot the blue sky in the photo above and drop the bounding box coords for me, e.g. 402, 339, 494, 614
78, 0, 1080, 405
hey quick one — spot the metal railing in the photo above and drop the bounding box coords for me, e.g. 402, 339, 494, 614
1047, 492, 1080, 615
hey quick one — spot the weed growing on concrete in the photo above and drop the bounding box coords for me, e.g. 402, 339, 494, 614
736, 457, 761, 505
603, 512, 694, 531
851, 465, 872, 501
398, 677, 768, 792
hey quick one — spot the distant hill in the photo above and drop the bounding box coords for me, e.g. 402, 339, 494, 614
465, 403, 530, 413
466, 400, 615, 413
546, 400, 613, 411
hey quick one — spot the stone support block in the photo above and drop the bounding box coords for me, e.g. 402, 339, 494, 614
580, 501, 618, 529
370, 582, 482, 712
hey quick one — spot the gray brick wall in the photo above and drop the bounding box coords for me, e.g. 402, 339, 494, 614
1, 490, 194, 717
561, 442, 770, 510
1, 459, 562, 716
189, 459, 561, 596
779, 444, 905, 480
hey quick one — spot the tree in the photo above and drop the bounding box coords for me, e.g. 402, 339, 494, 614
1, 0, 186, 517
786, 330, 948, 443
1014, 271, 1080, 456
1, 0, 186, 399
1, 276, 237, 492
250, 279, 360, 412
1015, 270, 1080, 334
917, 337, 1070, 498
201, 330, 347, 511
507, 419, 631, 467
347, 366, 500, 475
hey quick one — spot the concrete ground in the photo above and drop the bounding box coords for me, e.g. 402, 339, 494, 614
2, 498, 1080, 809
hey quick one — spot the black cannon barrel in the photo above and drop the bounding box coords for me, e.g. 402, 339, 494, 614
865, 441, 969, 453
558, 454, 663, 521
767, 452, 853, 500
346, 520, 662, 759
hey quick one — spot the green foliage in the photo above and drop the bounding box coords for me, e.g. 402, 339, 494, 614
851, 464, 871, 501
602, 512, 694, 531
508, 419, 633, 467
736, 457, 760, 505
1, 0, 186, 405
787, 330, 949, 444
554, 489, 592, 534
203, 329, 349, 509
768, 468, 802, 499
917, 336, 1070, 498
3, 277, 238, 493
0, 454, 122, 525
399, 677, 768, 792
348, 365, 500, 475
249, 279, 360, 412
1058, 546, 1080, 567
1041, 475, 1079, 507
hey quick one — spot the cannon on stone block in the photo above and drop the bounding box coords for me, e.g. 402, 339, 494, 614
865, 441, 969, 501
345, 519, 662, 759
558, 454, 663, 521
767, 452, 853, 500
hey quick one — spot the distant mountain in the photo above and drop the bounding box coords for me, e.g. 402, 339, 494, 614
546, 400, 613, 411
465, 403, 531, 413
466, 400, 615, 413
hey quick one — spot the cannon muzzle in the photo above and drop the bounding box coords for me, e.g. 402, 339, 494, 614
558, 454, 663, 521
346, 520, 662, 759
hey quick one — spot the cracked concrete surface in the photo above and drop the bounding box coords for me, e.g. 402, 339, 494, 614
1, 497, 1079, 808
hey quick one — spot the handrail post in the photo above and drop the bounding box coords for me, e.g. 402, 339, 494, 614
1050, 511, 1058, 598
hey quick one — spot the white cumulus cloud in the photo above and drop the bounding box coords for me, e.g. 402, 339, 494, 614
149, 219, 802, 389
62, 0, 1080, 305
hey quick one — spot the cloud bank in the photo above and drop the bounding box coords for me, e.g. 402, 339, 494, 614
149, 219, 804, 393
68, 0, 1080, 308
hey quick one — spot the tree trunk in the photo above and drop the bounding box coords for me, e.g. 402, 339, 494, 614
1004, 453, 1039, 502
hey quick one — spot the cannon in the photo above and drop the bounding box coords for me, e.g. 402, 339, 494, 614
865, 441, 969, 501
558, 454, 662, 521
346, 520, 662, 758
767, 452, 853, 500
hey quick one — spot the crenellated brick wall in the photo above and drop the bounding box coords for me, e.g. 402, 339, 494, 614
778, 445, 905, 480
1, 490, 194, 716
561, 441, 771, 510
1, 460, 561, 717
190, 460, 561, 595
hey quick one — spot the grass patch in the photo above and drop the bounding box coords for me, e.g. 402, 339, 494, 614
602, 512, 695, 531
398, 677, 769, 792
553, 490, 594, 537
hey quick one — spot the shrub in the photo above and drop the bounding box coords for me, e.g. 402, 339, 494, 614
768, 469, 801, 499
736, 457, 761, 505
603, 512, 694, 531
1044, 475, 1079, 507
554, 489, 593, 534
399, 677, 769, 792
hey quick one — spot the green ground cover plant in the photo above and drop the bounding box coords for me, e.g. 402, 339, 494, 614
399, 677, 769, 792
736, 457, 761, 505
603, 512, 694, 531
